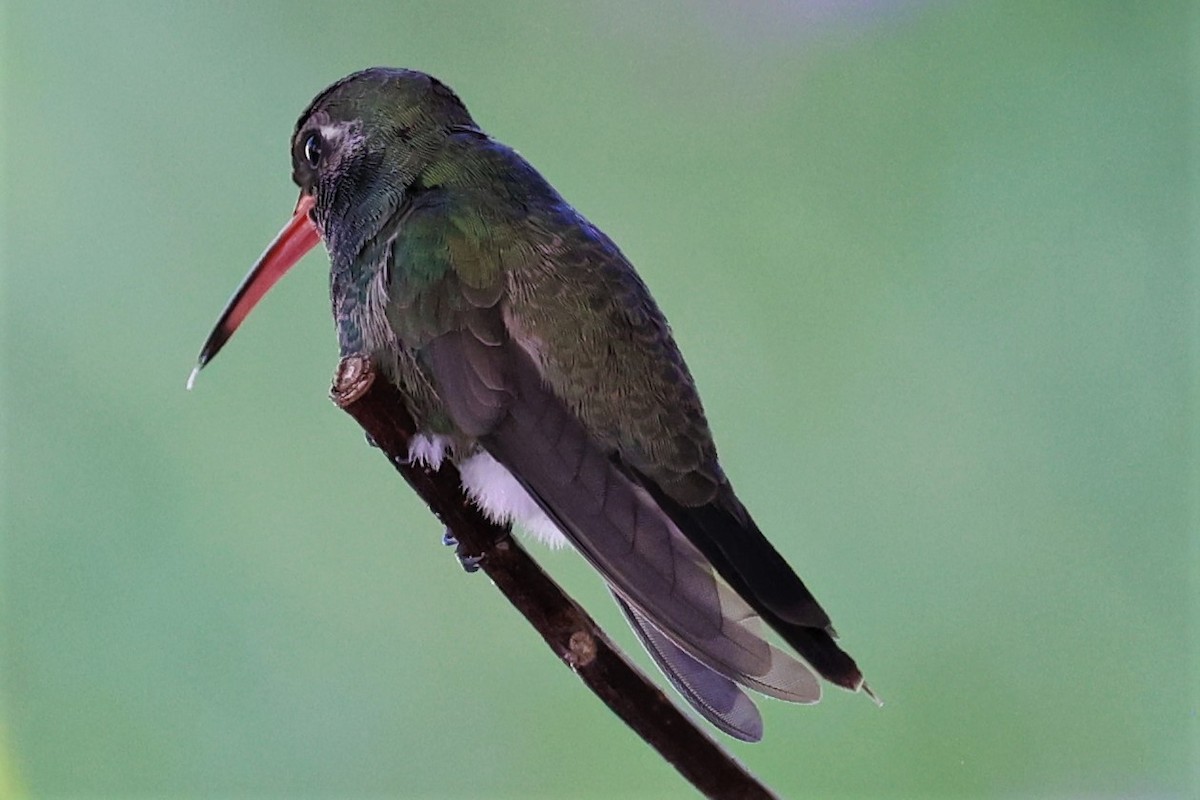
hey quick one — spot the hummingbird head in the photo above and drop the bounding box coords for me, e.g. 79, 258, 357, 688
290, 68, 476, 257
189, 68, 475, 385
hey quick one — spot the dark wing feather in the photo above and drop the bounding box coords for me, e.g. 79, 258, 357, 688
426, 330, 826, 710
423, 321, 511, 437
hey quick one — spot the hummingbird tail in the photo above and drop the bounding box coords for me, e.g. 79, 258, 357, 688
643, 488, 867, 693
611, 569, 830, 741
612, 591, 765, 742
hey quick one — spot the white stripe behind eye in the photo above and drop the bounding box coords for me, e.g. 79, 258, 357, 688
317, 121, 367, 158
318, 124, 343, 143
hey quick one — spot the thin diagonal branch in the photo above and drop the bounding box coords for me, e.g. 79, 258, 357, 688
330, 355, 777, 800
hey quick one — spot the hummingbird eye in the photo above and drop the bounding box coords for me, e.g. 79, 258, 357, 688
303, 133, 323, 169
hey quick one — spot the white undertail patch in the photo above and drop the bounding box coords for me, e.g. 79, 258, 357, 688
458, 451, 569, 548
407, 433, 451, 471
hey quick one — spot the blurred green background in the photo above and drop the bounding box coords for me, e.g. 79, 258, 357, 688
2, 1, 1196, 798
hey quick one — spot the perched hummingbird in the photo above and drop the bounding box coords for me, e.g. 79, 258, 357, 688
191, 67, 872, 741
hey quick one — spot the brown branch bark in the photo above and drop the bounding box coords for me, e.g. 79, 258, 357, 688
330, 355, 778, 800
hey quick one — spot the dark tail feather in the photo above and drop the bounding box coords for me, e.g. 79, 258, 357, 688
638, 479, 865, 691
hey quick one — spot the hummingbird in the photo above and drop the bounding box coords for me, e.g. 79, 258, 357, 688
191, 67, 872, 741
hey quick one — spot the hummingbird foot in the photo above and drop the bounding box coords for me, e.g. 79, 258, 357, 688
442, 526, 484, 572
457, 552, 484, 573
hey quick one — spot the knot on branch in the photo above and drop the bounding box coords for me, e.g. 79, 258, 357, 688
331, 354, 375, 408
566, 629, 598, 669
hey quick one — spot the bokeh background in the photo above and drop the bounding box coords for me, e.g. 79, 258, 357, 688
2, 2, 1196, 798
